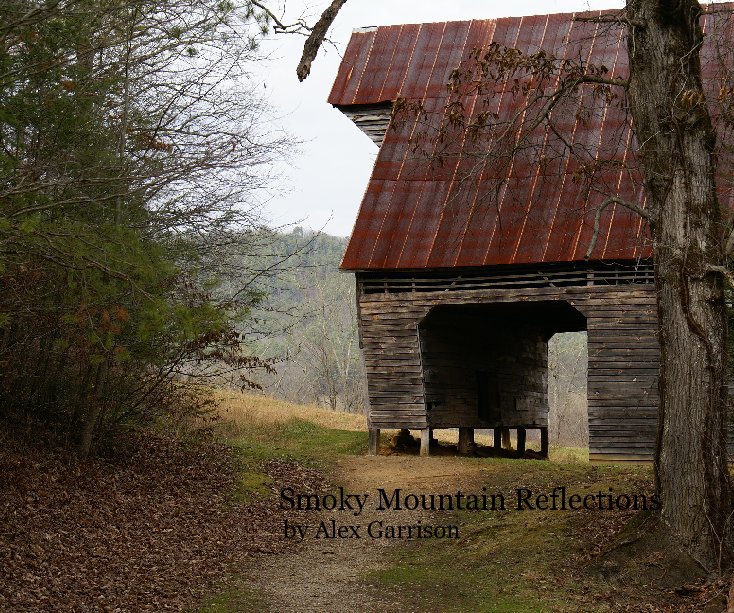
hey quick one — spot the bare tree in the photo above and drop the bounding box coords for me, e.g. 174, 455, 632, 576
297, 275, 364, 411
548, 333, 588, 448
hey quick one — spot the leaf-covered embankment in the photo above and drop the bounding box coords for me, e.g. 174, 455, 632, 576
0, 429, 323, 611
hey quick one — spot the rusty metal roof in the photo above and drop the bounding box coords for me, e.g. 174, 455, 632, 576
332, 9, 734, 270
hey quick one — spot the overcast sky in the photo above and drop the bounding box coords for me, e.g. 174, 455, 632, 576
247, 1, 630, 236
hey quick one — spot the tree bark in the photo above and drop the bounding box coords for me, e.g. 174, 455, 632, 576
626, 0, 733, 569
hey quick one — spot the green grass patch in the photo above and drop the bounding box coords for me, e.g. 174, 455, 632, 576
227, 418, 366, 501
367, 459, 654, 612
549, 445, 588, 464
230, 468, 273, 503
231, 417, 367, 468
196, 578, 264, 612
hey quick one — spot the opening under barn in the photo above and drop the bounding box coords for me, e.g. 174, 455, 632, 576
418, 301, 586, 457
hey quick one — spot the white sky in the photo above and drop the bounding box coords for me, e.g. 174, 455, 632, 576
247, 1, 630, 236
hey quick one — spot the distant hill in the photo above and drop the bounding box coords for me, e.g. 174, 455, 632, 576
234, 228, 365, 413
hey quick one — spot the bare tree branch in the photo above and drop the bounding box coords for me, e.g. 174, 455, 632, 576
574, 15, 647, 28
249, 0, 311, 34
585, 196, 651, 259
297, 0, 347, 81
577, 74, 630, 88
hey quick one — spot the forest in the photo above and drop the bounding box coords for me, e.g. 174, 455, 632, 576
0, 0, 294, 454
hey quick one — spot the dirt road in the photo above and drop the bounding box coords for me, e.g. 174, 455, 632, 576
250, 456, 486, 612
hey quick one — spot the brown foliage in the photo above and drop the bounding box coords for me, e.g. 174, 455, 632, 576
0, 429, 324, 610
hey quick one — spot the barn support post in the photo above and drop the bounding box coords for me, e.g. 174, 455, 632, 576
458, 427, 473, 454
501, 428, 512, 450
540, 427, 549, 458
516, 427, 526, 458
493, 428, 502, 452
368, 428, 380, 456
420, 428, 430, 456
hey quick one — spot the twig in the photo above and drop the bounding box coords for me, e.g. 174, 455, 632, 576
585, 196, 650, 259
574, 16, 647, 28
577, 74, 630, 88
249, 1, 311, 34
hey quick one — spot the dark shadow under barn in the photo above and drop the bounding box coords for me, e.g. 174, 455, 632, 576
414, 301, 586, 456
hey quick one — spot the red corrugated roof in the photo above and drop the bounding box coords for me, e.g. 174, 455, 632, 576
333, 8, 734, 270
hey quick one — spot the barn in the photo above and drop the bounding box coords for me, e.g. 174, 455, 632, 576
328, 10, 733, 463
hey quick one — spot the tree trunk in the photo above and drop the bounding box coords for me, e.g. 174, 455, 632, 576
626, 0, 733, 569
78, 359, 107, 458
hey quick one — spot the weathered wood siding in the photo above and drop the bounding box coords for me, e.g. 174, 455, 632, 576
586, 298, 659, 463
357, 274, 659, 463
420, 311, 549, 429
338, 104, 391, 146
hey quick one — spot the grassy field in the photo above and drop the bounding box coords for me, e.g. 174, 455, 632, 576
362, 459, 659, 612
213, 390, 588, 464
213, 390, 368, 433
213, 391, 368, 469
199, 392, 719, 612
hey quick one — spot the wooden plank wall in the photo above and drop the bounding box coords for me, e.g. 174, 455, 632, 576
421, 314, 548, 429
586, 295, 658, 463
357, 279, 660, 463
338, 104, 392, 146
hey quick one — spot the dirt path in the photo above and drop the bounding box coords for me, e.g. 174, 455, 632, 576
250, 456, 485, 612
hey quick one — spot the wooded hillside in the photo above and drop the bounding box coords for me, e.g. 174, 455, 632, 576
234, 228, 366, 413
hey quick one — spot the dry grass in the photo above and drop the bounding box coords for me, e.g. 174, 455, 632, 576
212, 391, 588, 463
212, 390, 367, 432
212, 392, 501, 444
